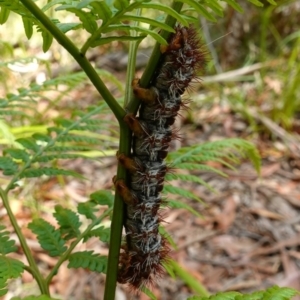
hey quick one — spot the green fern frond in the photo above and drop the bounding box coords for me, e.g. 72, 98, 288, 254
4, 149, 30, 163
177, 0, 216, 21
221, 0, 244, 13
32, 153, 90, 163
168, 260, 210, 297
187, 285, 298, 300
77, 190, 114, 221
0, 255, 24, 296
0, 277, 8, 297
55, 134, 101, 144
83, 226, 110, 243
0, 6, 10, 24
167, 200, 203, 218
0, 69, 122, 122
163, 184, 204, 203
16, 137, 40, 152
165, 173, 215, 192
20, 167, 84, 179
0, 225, 17, 254
44, 145, 90, 152
77, 201, 97, 220
0, 256, 24, 280
168, 138, 260, 173
89, 190, 114, 208
174, 163, 227, 177
28, 218, 67, 257
0, 157, 18, 175
53, 205, 82, 240
102, 24, 168, 45
68, 251, 107, 273
0, 0, 32, 19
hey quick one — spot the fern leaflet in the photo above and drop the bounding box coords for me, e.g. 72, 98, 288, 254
163, 184, 204, 203
0, 225, 17, 254
77, 201, 97, 220
53, 205, 81, 240
28, 219, 67, 257
83, 226, 110, 243
187, 285, 299, 300
68, 251, 107, 273
90, 190, 114, 208
0, 255, 24, 296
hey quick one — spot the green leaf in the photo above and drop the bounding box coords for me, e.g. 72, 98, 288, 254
56, 134, 100, 144
33, 153, 89, 163
20, 167, 84, 179
68, 251, 107, 273
203, 1, 223, 16
28, 219, 67, 256
221, 0, 244, 12
113, 0, 129, 11
4, 149, 30, 163
41, 29, 53, 52
119, 15, 175, 32
58, 7, 97, 33
77, 201, 97, 220
42, 0, 68, 11
57, 22, 82, 33
266, 0, 276, 4
0, 157, 18, 175
90, 0, 112, 22
169, 260, 210, 297
0, 255, 24, 280
90, 190, 114, 207
83, 226, 110, 243
168, 200, 203, 218
0, 277, 8, 296
22, 17, 33, 39
139, 3, 188, 26
165, 173, 215, 192
247, 0, 264, 7
32, 133, 52, 142
176, 0, 216, 22
159, 225, 176, 250
174, 162, 227, 177
53, 205, 81, 240
140, 286, 157, 300
163, 185, 203, 203
90, 35, 145, 47
187, 285, 299, 299
103, 24, 168, 45
0, 225, 17, 254
16, 137, 40, 152
0, 7, 10, 24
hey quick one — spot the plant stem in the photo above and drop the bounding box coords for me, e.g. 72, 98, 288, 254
46, 207, 113, 284
0, 188, 49, 295
19, 0, 125, 123
104, 124, 131, 300
124, 8, 142, 107
126, 1, 184, 114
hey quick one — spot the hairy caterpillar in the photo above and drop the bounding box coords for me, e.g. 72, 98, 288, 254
115, 24, 206, 290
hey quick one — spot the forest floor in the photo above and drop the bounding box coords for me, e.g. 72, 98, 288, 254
2, 57, 300, 300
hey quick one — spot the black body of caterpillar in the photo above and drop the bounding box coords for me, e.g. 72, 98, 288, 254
116, 24, 206, 289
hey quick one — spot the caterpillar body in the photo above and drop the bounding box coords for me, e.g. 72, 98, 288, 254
115, 24, 206, 289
